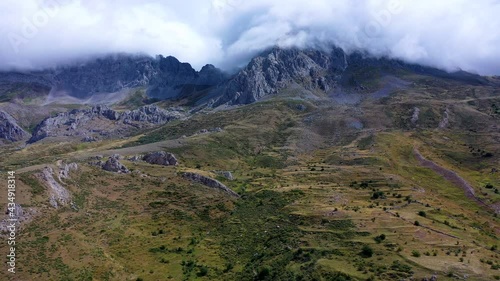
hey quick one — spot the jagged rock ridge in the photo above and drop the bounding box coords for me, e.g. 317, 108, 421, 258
0, 54, 227, 101
212, 47, 348, 106
28, 104, 183, 143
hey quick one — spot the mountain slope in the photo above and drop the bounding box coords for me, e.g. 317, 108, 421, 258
0, 46, 498, 281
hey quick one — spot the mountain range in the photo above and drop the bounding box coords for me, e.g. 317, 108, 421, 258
1, 46, 494, 106
1, 46, 497, 144
0, 45, 499, 281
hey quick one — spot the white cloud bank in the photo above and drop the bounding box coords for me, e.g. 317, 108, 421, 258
0, 0, 499, 74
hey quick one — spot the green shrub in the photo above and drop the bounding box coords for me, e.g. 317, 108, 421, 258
371, 191, 384, 199
374, 234, 386, 243
197, 266, 208, 277
361, 245, 373, 258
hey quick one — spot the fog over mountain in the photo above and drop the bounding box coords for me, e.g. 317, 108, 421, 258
0, 0, 499, 74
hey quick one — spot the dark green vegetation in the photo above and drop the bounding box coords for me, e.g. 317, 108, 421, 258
0, 70, 499, 281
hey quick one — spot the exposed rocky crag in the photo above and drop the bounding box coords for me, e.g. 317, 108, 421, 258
57, 162, 78, 181
142, 151, 178, 166
182, 172, 239, 197
212, 47, 348, 106
122, 105, 181, 124
147, 56, 226, 99
102, 155, 130, 173
28, 104, 183, 143
210, 47, 494, 107
38, 167, 72, 208
0, 204, 39, 235
411, 107, 420, 125
0, 110, 30, 142
438, 108, 450, 129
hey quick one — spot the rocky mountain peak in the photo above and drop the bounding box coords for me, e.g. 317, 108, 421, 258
157, 55, 195, 75
212, 46, 348, 106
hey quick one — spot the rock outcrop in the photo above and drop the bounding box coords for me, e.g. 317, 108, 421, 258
438, 108, 450, 129
182, 172, 239, 197
0, 204, 38, 235
39, 167, 71, 208
58, 162, 78, 181
28, 104, 183, 143
411, 107, 420, 124
122, 105, 181, 124
102, 155, 130, 173
0, 110, 30, 142
143, 151, 178, 166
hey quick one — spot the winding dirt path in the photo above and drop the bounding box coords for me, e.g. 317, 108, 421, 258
413, 148, 498, 214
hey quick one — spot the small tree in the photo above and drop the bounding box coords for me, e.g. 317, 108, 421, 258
374, 234, 386, 243
361, 245, 374, 257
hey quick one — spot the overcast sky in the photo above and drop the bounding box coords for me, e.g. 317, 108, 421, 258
0, 0, 499, 75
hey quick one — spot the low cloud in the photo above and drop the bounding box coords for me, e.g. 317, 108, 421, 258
0, 0, 499, 75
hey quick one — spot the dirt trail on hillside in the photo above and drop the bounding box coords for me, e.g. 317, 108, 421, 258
413, 148, 498, 214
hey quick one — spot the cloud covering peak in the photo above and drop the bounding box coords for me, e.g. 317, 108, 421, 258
1, 0, 499, 74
